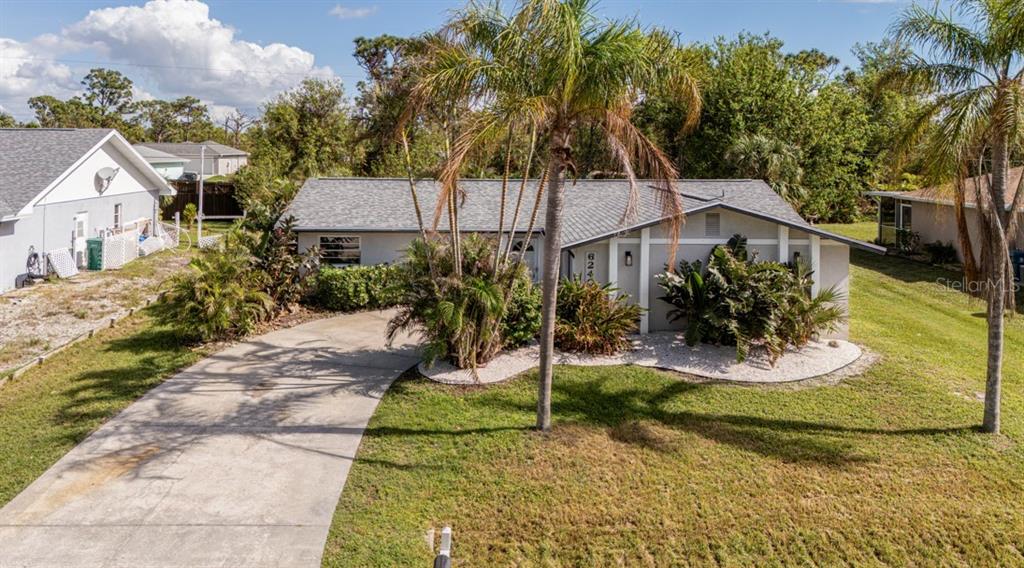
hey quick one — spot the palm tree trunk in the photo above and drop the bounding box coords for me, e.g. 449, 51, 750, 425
495, 125, 514, 270
503, 124, 537, 266
954, 176, 980, 285
400, 129, 427, 239
980, 141, 1012, 434
537, 132, 569, 432
983, 236, 1005, 434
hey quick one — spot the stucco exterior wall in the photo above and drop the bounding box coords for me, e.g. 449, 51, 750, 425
295, 209, 853, 339
906, 201, 984, 262
1, 140, 161, 293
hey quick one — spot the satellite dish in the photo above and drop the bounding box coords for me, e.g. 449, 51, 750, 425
95, 167, 120, 193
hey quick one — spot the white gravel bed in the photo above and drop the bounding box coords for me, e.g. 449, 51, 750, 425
420, 332, 863, 385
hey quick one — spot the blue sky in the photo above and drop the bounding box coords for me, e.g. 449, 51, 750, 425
0, 0, 913, 120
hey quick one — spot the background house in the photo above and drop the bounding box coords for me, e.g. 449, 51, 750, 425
866, 168, 1024, 265
136, 141, 248, 178
285, 178, 883, 338
133, 145, 187, 180
0, 128, 174, 292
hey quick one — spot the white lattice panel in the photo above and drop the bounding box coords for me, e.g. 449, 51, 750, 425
102, 230, 139, 270
46, 248, 80, 278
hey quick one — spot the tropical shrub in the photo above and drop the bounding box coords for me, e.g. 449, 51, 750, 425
155, 233, 274, 341
924, 241, 958, 265
554, 277, 643, 355
315, 264, 400, 312
894, 228, 921, 254
657, 235, 845, 364
182, 202, 197, 229
501, 278, 542, 349
387, 235, 539, 369
156, 219, 318, 341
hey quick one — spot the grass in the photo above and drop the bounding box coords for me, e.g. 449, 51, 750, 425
0, 311, 206, 505
324, 225, 1024, 566
819, 220, 878, 243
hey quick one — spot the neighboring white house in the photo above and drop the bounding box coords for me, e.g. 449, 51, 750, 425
866, 167, 1024, 264
135, 141, 248, 178
132, 145, 187, 180
0, 128, 175, 292
285, 177, 884, 338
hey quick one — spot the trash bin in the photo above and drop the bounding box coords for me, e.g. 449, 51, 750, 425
1013, 250, 1024, 282
86, 237, 103, 270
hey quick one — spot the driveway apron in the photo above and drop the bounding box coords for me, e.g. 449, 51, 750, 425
0, 310, 419, 568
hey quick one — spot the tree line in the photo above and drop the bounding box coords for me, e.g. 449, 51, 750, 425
1, 30, 938, 223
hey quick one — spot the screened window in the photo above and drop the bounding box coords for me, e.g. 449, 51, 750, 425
705, 213, 721, 237
320, 235, 361, 265
113, 203, 123, 229
899, 203, 913, 230
879, 198, 897, 226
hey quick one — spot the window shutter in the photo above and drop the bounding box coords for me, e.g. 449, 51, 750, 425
705, 213, 721, 237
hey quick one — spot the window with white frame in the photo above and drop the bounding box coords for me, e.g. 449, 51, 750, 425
113, 203, 123, 229
319, 235, 361, 265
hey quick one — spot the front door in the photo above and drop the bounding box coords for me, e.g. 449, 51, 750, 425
73, 212, 89, 268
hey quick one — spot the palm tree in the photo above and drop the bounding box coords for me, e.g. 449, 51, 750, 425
725, 132, 806, 205
413, 0, 702, 430
886, 0, 1023, 434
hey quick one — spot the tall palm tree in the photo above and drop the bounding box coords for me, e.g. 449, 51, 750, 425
886, 0, 1023, 434
725, 132, 806, 205
413, 0, 702, 430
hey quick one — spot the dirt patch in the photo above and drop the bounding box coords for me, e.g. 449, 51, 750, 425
0, 251, 191, 375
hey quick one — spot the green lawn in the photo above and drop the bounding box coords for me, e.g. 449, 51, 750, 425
0, 312, 206, 505
324, 225, 1024, 566
819, 220, 878, 243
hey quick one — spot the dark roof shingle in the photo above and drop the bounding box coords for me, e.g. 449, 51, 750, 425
0, 128, 113, 217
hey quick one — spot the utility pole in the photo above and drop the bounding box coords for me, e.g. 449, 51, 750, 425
197, 145, 205, 242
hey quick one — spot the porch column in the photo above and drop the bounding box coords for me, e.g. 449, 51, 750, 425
639, 227, 651, 334
778, 225, 790, 263
810, 234, 821, 296
607, 237, 619, 296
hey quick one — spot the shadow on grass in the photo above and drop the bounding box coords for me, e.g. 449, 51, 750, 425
54, 323, 193, 443
451, 374, 980, 469
851, 250, 1024, 315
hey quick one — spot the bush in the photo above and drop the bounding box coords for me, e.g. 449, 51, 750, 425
924, 241, 958, 265
501, 278, 542, 349
555, 277, 643, 355
315, 264, 400, 312
387, 235, 540, 369
155, 220, 318, 341
182, 203, 198, 228
657, 235, 845, 364
894, 228, 921, 254
154, 233, 274, 341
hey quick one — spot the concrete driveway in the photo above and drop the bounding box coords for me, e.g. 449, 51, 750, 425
0, 311, 419, 568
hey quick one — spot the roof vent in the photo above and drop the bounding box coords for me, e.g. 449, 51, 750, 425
705, 213, 721, 237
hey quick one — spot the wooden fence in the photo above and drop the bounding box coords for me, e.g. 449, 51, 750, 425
161, 180, 244, 220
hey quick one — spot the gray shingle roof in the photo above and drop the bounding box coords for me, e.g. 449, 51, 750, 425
285, 177, 882, 252
132, 144, 187, 163
137, 141, 248, 158
0, 128, 113, 218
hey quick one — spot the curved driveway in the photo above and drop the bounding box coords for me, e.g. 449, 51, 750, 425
0, 311, 418, 568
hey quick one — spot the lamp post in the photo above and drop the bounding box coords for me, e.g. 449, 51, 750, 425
197, 145, 205, 242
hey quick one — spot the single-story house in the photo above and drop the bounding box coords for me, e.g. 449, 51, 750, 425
135, 141, 248, 178
285, 177, 884, 338
0, 128, 175, 292
866, 167, 1023, 263
132, 145, 187, 180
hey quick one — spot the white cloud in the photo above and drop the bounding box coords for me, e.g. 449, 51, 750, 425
0, 37, 78, 115
329, 4, 377, 19
0, 0, 335, 119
